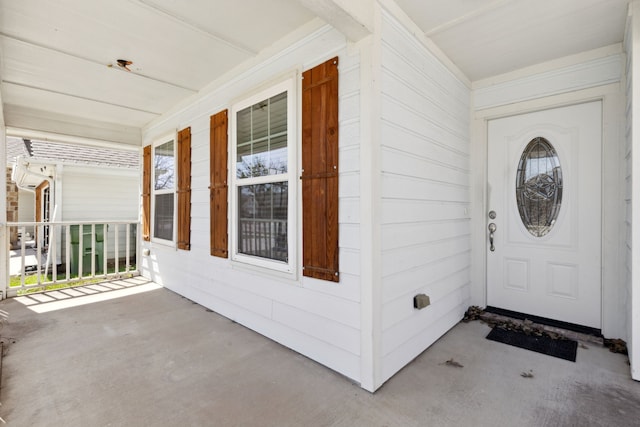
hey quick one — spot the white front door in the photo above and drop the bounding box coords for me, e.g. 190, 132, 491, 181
487, 101, 602, 329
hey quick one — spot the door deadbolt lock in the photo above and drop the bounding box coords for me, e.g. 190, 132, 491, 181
488, 210, 497, 219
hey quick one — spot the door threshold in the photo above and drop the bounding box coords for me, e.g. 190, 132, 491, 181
484, 306, 602, 338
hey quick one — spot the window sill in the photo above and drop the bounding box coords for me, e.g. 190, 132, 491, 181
230, 256, 299, 284
149, 238, 176, 249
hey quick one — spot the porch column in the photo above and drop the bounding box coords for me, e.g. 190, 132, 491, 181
0, 120, 7, 299
358, 4, 383, 392
629, 0, 640, 381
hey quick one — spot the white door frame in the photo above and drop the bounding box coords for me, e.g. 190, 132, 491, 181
470, 84, 625, 340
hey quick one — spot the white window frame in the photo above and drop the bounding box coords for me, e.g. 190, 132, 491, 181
151, 133, 177, 246
230, 78, 297, 275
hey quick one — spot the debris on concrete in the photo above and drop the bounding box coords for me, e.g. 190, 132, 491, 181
461, 306, 603, 346
603, 338, 628, 355
462, 306, 484, 322
443, 358, 464, 368
521, 370, 534, 378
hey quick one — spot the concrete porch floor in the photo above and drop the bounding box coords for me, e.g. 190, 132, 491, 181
0, 279, 638, 426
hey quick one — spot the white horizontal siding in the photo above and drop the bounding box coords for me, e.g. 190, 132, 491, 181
382, 175, 468, 203
142, 26, 362, 382
61, 167, 138, 221
381, 297, 464, 382
378, 11, 471, 385
17, 189, 34, 223
381, 200, 468, 224
381, 97, 468, 155
382, 235, 470, 278
382, 252, 470, 304
381, 147, 469, 186
474, 53, 624, 110
381, 123, 468, 171
60, 166, 139, 260
17, 189, 35, 235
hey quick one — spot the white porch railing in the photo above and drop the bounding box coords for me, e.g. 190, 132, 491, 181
6, 220, 139, 297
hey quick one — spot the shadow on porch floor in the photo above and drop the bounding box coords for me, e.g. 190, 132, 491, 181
0, 279, 638, 426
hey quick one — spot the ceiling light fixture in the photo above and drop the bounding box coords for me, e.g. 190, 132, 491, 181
116, 59, 133, 71
107, 59, 134, 72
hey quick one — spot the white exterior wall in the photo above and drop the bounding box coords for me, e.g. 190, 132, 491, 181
378, 11, 471, 383
61, 165, 139, 259
626, 2, 640, 381
136, 4, 635, 390
17, 189, 35, 234
141, 24, 363, 382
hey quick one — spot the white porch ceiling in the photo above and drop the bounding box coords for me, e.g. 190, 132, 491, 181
0, 0, 630, 146
395, 0, 629, 82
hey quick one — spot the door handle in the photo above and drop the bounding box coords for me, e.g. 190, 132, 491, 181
488, 223, 497, 252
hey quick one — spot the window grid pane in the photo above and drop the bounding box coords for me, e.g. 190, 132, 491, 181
236, 91, 288, 179
154, 140, 175, 190
237, 182, 288, 262
154, 193, 174, 241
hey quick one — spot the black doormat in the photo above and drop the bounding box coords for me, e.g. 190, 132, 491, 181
486, 327, 578, 362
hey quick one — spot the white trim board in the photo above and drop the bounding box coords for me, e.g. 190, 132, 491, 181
628, 0, 640, 382
474, 53, 623, 111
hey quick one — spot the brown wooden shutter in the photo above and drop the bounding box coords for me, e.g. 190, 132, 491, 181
142, 145, 151, 241
210, 110, 229, 258
301, 56, 339, 282
177, 127, 192, 250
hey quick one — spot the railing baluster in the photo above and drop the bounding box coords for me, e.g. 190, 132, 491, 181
51, 224, 57, 283
65, 225, 71, 282
78, 224, 83, 279
268, 221, 272, 259
20, 226, 26, 290
125, 223, 130, 274
114, 224, 119, 278
36, 224, 42, 285
91, 224, 96, 277
135, 223, 139, 274
103, 224, 108, 278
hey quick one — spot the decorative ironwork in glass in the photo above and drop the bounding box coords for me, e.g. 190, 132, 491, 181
516, 137, 563, 237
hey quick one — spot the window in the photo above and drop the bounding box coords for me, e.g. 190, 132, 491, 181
215, 57, 339, 281
153, 137, 176, 243
516, 137, 563, 237
230, 80, 295, 272
144, 129, 191, 247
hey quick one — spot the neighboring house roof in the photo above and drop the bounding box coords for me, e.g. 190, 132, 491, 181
6, 137, 139, 169
6, 137, 29, 164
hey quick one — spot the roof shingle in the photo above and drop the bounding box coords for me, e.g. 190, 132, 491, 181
6, 137, 139, 168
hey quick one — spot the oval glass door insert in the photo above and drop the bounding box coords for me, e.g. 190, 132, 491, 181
515, 137, 563, 237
